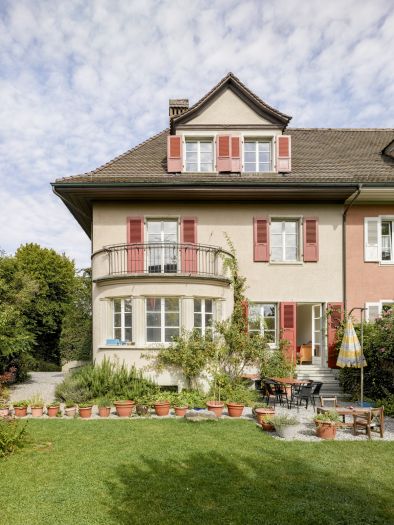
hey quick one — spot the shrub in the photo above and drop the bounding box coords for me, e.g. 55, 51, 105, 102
260, 342, 295, 379
338, 310, 394, 400
376, 392, 394, 417
220, 380, 259, 406
0, 418, 28, 457
270, 414, 299, 427
55, 357, 158, 403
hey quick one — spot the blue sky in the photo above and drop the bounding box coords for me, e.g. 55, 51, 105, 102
0, 0, 393, 268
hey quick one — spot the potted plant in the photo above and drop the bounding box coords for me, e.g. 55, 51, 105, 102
13, 400, 29, 417
30, 394, 45, 417
314, 411, 341, 440
224, 382, 257, 418
79, 402, 93, 419
153, 393, 171, 417
114, 399, 135, 417
172, 392, 188, 417
135, 394, 151, 416
0, 402, 10, 418
97, 397, 112, 418
47, 402, 60, 418
253, 403, 275, 429
206, 373, 225, 417
64, 401, 77, 417
270, 414, 299, 439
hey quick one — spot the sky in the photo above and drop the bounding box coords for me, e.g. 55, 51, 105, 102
0, 0, 393, 269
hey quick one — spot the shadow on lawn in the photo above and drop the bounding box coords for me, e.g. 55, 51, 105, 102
105, 446, 393, 525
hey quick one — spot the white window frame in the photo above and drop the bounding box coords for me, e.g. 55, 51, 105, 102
364, 216, 394, 264
146, 297, 180, 344
248, 303, 277, 347
146, 219, 179, 274
113, 298, 132, 343
366, 300, 394, 322
185, 138, 214, 172
193, 298, 215, 335
243, 139, 273, 172
270, 219, 300, 262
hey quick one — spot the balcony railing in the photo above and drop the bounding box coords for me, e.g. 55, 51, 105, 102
93, 243, 233, 280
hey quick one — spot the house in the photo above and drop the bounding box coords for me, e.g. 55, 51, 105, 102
52, 73, 394, 388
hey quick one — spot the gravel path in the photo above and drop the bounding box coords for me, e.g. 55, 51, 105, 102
9, 372, 65, 404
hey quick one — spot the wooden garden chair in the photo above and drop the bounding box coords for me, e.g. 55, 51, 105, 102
353, 407, 384, 439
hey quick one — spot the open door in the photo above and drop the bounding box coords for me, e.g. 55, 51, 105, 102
312, 304, 323, 365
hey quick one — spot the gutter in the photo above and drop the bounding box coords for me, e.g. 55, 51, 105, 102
342, 184, 363, 313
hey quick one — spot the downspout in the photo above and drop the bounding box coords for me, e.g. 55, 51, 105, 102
342, 184, 362, 314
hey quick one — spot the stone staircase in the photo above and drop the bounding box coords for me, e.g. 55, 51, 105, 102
296, 365, 344, 396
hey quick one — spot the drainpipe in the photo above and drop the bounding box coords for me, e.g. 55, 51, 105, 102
342, 184, 362, 314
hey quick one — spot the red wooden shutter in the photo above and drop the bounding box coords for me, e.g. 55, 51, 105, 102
327, 303, 343, 368
276, 135, 291, 173
127, 217, 144, 273
303, 217, 319, 262
167, 135, 182, 172
181, 217, 197, 273
280, 302, 297, 362
217, 135, 231, 172
253, 217, 269, 262
231, 136, 241, 172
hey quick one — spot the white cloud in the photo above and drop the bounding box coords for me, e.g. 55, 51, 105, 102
0, 0, 393, 267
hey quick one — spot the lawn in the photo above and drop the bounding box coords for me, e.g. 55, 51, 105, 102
1, 419, 393, 525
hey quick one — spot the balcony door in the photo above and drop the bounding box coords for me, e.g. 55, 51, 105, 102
147, 220, 178, 273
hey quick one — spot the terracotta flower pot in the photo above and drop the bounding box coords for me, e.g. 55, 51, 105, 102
114, 400, 135, 417
261, 421, 275, 432
254, 407, 275, 426
315, 421, 337, 440
154, 401, 170, 416
98, 406, 111, 417
47, 406, 60, 417
226, 403, 245, 417
14, 406, 28, 417
31, 407, 44, 418
79, 406, 92, 419
0, 407, 9, 417
206, 401, 224, 417
64, 407, 77, 417
174, 406, 188, 417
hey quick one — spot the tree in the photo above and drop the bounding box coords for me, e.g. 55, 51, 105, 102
59, 269, 92, 364
14, 244, 76, 365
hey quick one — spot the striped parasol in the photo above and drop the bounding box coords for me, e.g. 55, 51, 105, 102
337, 318, 367, 368
337, 317, 367, 404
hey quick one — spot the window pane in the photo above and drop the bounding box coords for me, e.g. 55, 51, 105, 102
286, 247, 297, 260
124, 299, 132, 312
249, 319, 260, 331
381, 222, 390, 235
259, 152, 270, 163
264, 318, 275, 331
186, 163, 198, 172
165, 298, 179, 311
147, 328, 161, 342
200, 142, 213, 152
265, 331, 275, 343
271, 233, 283, 248
200, 163, 213, 172
194, 313, 202, 327
147, 221, 161, 234
124, 313, 132, 327
186, 152, 198, 162
244, 152, 255, 163
147, 313, 161, 326
285, 234, 297, 248
163, 221, 177, 235
194, 299, 202, 312
147, 298, 161, 311
259, 162, 270, 172
244, 142, 256, 152
258, 142, 270, 152
271, 247, 283, 261
205, 313, 213, 327
205, 299, 213, 313
165, 312, 179, 326
114, 328, 121, 339
165, 328, 179, 342
244, 162, 256, 172
270, 221, 282, 234
285, 221, 297, 234
114, 313, 122, 327
186, 142, 197, 152
114, 300, 121, 313
264, 304, 275, 317
125, 328, 132, 341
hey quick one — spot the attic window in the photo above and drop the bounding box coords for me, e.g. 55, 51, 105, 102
244, 140, 272, 172
185, 140, 214, 172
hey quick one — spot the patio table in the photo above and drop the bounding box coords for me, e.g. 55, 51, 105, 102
316, 407, 370, 430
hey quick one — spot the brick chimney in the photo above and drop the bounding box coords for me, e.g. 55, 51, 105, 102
169, 99, 189, 120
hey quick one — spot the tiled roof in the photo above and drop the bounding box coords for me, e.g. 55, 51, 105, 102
55, 128, 394, 185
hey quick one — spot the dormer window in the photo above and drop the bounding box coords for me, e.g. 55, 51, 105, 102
244, 140, 272, 172
185, 140, 214, 172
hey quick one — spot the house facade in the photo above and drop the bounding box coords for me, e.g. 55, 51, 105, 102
53, 73, 394, 387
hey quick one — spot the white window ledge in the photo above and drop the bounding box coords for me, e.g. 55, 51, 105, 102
269, 261, 304, 266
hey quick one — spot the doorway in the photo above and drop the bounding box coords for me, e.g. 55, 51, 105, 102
296, 303, 325, 367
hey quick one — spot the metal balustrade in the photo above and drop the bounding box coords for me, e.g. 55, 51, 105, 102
93, 243, 232, 279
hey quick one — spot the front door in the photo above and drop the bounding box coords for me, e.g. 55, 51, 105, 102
312, 304, 323, 365
147, 220, 178, 273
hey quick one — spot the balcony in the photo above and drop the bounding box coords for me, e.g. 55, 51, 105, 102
92, 243, 233, 282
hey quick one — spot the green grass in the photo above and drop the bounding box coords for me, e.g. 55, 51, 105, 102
1, 419, 393, 525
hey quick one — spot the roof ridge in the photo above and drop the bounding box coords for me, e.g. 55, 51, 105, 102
57, 128, 169, 181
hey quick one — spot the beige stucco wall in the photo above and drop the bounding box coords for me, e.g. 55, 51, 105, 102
91, 201, 343, 382
184, 88, 273, 125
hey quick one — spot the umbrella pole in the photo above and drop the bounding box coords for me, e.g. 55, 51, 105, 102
360, 309, 364, 406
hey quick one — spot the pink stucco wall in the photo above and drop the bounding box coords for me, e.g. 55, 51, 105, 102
346, 205, 394, 320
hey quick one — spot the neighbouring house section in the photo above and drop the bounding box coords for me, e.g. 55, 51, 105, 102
346, 203, 394, 322
52, 72, 394, 385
